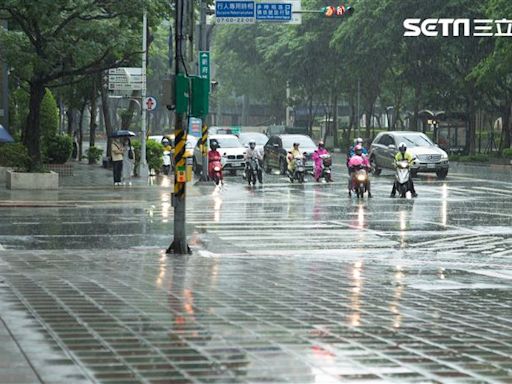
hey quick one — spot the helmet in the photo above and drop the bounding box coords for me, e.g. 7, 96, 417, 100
355, 137, 363, 145
318, 140, 325, 148
293, 142, 300, 147
210, 139, 219, 150
398, 142, 407, 153
162, 138, 169, 145
354, 144, 363, 155
248, 139, 256, 148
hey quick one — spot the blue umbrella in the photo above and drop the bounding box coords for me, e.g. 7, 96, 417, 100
0, 125, 14, 143
110, 130, 136, 138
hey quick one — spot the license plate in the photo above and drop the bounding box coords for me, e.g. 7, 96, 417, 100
427, 163, 436, 169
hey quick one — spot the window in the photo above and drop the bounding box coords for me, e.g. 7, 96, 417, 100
379, 135, 394, 146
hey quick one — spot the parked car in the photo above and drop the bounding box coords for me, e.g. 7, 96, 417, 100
369, 131, 449, 179
193, 134, 246, 176
263, 134, 316, 175
239, 132, 268, 152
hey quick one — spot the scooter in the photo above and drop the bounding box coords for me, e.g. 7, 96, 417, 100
289, 155, 306, 183
317, 154, 332, 182
395, 160, 412, 198
245, 157, 262, 186
162, 150, 172, 175
352, 166, 369, 198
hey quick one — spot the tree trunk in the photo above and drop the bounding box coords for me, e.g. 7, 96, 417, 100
467, 93, 476, 155
78, 103, 86, 162
89, 82, 97, 164
66, 109, 74, 136
121, 90, 141, 130
23, 81, 46, 171
502, 103, 511, 150
100, 84, 113, 158
332, 91, 338, 148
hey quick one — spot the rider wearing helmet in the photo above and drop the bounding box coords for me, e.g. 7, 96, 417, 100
287, 142, 302, 174
245, 138, 263, 183
208, 139, 223, 182
348, 137, 368, 159
312, 140, 330, 182
348, 144, 372, 197
390, 142, 417, 197
161, 138, 172, 152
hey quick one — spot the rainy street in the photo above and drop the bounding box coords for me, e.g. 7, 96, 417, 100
0, 159, 512, 383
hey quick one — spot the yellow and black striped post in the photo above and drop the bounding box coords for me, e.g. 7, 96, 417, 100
200, 122, 208, 180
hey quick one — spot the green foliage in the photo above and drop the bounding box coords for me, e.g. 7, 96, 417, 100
502, 148, 512, 158
0, 143, 31, 170
86, 147, 104, 164
44, 134, 73, 164
457, 154, 490, 163
132, 139, 163, 174
40, 89, 59, 140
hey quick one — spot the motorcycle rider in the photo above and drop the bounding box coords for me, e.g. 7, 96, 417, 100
390, 142, 418, 198
312, 140, 330, 182
161, 138, 172, 152
245, 139, 263, 183
287, 142, 302, 179
347, 137, 368, 161
348, 144, 372, 198
208, 139, 223, 183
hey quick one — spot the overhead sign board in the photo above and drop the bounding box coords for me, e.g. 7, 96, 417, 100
215, 1, 255, 24
256, 3, 292, 21
108, 82, 145, 91
107, 74, 145, 83
108, 67, 143, 75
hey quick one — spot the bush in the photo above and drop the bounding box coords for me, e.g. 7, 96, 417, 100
44, 134, 73, 164
457, 154, 490, 163
40, 89, 59, 141
0, 143, 31, 170
502, 148, 512, 158
132, 139, 163, 175
86, 146, 103, 164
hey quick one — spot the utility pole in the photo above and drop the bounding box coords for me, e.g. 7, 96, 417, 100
167, 0, 191, 254
199, 0, 209, 181
356, 79, 360, 139
1, 21, 8, 131
139, 8, 150, 179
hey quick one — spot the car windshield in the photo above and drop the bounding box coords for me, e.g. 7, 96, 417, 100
211, 137, 241, 148
281, 136, 315, 149
395, 134, 434, 147
240, 134, 268, 145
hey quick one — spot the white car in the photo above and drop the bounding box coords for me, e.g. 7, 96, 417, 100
239, 132, 269, 153
193, 134, 246, 176
370, 131, 449, 179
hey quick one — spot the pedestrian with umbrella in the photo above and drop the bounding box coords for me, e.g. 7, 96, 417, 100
122, 137, 135, 186
110, 130, 135, 186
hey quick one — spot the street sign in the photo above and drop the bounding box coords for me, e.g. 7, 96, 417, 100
199, 51, 210, 81
189, 117, 202, 138
108, 82, 145, 91
256, 3, 292, 21
107, 74, 146, 83
215, 1, 255, 24
144, 96, 157, 111
108, 67, 143, 75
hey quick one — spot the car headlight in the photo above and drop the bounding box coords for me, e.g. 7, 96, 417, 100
441, 152, 448, 160
357, 175, 366, 181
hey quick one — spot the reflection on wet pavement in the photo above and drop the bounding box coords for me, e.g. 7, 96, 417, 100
0, 162, 511, 383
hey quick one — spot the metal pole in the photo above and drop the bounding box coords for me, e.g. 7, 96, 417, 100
1, 21, 8, 131
199, 0, 209, 181
356, 79, 360, 138
139, 8, 150, 179
167, 0, 190, 254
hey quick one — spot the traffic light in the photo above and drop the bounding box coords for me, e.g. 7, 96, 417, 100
322, 4, 353, 17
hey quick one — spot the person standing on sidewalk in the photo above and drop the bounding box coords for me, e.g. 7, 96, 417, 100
111, 138, 124, 186
122, 138, 135, 186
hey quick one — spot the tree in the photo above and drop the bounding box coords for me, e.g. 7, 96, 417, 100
0, 0, 166, 170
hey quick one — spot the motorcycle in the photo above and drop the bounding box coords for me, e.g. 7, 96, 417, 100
395, 160, 412, 198
209, 158, 224, 186
318, 154, 332, 182
352, 165, 369, 198
245, 157, 263, 186
289, 154, 306, 183
162, 150, 172, 175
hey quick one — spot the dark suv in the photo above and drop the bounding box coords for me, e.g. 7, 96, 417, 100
263, 134, 316, 175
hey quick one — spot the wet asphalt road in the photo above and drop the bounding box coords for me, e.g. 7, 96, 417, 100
0, 157, 511, 383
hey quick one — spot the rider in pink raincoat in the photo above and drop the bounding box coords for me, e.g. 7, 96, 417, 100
312, 141, 330, 181
348, 145, 372, 197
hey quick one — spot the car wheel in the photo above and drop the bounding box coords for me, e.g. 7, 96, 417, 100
436, 169, 448, 180
370, 156, 381, 176
279, 158, 287, 175
264, 157, 272, 174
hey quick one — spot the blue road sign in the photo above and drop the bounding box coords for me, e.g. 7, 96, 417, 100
215, 1, 255, 18
256, 3, 292, 21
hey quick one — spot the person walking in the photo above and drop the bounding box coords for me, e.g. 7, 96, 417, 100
111, 138, 124, 186
122, 138, 135, 186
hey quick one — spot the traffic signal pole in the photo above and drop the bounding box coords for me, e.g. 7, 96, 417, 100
199, 0, 209, 182
167, 0, 191, 254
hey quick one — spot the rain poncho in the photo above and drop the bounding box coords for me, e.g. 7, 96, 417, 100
312, 147, 329, 180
